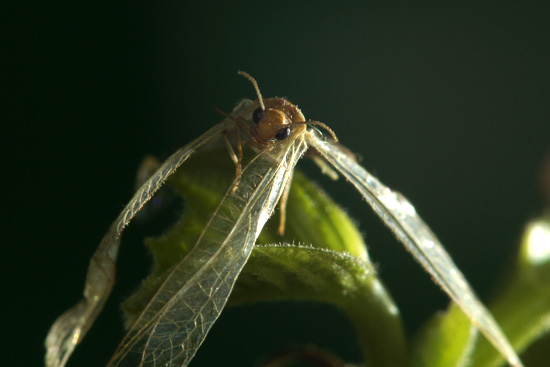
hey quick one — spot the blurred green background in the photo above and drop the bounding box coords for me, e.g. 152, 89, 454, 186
6, 1, 549, 366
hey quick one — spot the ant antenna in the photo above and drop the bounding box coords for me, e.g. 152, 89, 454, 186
295, 120, 338, 142
238, 71, 266, 111
237, 71, 338, 142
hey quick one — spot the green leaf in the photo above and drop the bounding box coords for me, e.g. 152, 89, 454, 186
122, 145, 407, 367
411, 303, 478, 367
230, 244, 407, 367
411, 213, 550, 367
467, 214, 550, 367
121, 142, 550, 367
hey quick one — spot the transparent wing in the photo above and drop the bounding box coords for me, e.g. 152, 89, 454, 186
45, 118, 236, 367
306, 131, 523, 367
107, 133, 308, 366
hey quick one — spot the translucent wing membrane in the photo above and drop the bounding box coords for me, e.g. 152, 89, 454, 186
45, 118, 237, 367
46, 73, 522, 367
306, 131, 523, 367
107, 130, 307, 366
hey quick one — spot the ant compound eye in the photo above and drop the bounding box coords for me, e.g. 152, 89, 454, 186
252, 107, 264, 124
275, 127, 291, 140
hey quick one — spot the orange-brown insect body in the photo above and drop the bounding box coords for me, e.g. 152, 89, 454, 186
254, 98, 306, 144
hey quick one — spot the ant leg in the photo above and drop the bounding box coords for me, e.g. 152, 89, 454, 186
222, 133, 239, 165
230, 127, 244, 193
277, 169, 294, 236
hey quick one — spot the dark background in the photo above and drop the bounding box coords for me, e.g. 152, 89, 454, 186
6, 1, 549, 366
